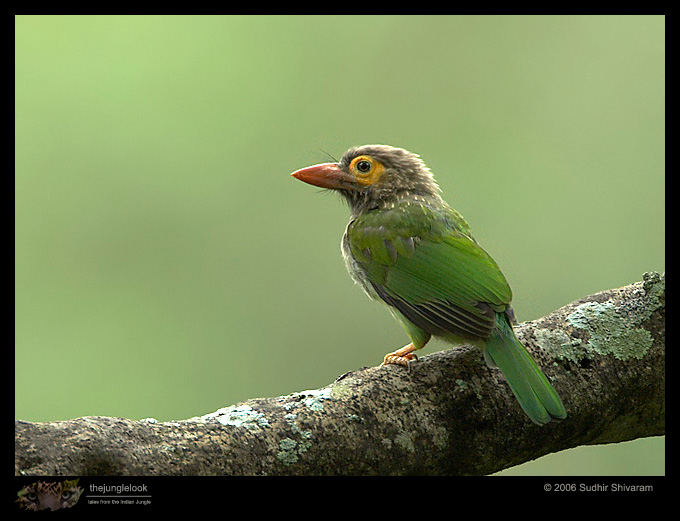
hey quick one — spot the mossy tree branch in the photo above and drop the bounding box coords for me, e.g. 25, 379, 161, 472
15, 273, 665, 476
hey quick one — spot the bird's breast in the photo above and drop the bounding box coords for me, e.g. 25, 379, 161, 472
341, 227, 382, 302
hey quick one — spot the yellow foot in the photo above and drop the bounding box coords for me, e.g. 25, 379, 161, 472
381, 343, 418, 367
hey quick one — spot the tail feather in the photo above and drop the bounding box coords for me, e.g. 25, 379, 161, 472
484, 315, 567, 425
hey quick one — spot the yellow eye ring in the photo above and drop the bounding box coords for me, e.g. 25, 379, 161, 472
350, 156, 385, 186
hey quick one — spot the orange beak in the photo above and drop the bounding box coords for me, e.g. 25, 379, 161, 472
291, 163, 357, 190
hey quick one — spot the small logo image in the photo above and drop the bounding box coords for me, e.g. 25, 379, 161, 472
16, 479, 83, 511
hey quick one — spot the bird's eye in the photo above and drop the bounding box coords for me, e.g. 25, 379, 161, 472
356, 160, 372, 173
349, 155, 385, 186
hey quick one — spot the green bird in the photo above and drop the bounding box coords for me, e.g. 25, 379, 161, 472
291, 145, 566, 425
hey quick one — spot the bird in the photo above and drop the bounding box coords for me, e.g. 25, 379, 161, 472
290, 144, 566, 425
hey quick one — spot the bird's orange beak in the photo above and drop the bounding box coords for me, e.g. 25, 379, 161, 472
291, 163, 357, 190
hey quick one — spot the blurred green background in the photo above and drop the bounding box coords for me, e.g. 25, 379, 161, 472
15, 15, 664, 475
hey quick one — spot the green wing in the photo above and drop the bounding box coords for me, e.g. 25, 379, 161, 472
347, 200, 512, 342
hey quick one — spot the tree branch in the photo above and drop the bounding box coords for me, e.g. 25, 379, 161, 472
15, 273, 665, 476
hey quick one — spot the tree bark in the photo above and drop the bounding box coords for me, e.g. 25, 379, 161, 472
15, 272, 665, 476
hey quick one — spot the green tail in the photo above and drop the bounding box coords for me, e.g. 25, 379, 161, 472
484, 315, 567, 425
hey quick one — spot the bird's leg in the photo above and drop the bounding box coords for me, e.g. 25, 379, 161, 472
382, 343, 418, 367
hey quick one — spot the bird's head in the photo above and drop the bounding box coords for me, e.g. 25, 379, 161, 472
291, 145, 442, 215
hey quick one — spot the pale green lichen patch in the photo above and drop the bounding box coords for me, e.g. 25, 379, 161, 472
641, 271, 665, 319
535, 328, 588, 365
277, 433, 313, 465
542, 272, 663, 363
284, 413, 312, 439
290, 387, 333, 411
276, 411, 314, 466
277, 438, 300, 465
394, 432, 416, 453
566, 300, 653, 361
199, 404, 270, 431
279, 437, 297, 450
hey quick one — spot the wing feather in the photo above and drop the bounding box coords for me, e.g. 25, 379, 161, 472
347, 199, 512, 340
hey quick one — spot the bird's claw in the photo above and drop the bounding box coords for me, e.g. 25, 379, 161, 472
381, 343, 419, 371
